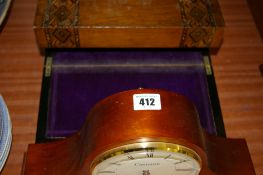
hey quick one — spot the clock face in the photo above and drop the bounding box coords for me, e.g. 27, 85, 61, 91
91, 142, 201, 175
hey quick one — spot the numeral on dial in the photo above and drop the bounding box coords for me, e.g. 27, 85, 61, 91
146, 148, 154, 158
146, 153, 153, 158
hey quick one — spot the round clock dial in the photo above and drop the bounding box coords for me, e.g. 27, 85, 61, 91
91, 142, 201, 175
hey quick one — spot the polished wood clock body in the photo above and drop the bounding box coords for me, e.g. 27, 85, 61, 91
22, 89, 255, 175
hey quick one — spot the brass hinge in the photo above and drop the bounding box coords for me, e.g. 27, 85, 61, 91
45, 56, 52, 77
203, 56, 212, 75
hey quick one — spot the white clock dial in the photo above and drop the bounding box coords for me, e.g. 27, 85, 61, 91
91, 142, 201, 175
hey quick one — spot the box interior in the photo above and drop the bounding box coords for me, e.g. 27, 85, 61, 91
46, 50, 216, 138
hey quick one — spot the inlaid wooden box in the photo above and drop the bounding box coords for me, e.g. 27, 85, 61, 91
33, 0, 226, 141
34, 0, 224, 48
32, 0, 228, 142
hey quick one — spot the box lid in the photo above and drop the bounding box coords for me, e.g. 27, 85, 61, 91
34, 0, 224, 48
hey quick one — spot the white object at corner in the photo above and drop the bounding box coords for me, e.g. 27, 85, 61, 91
0, 95, 12, 172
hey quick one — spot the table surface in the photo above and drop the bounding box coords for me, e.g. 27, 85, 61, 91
0, 0, 263, 174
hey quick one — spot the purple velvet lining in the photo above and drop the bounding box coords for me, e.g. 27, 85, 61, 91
47, 50, 215, 138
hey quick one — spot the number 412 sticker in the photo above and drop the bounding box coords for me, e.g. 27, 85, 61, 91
133, 94, 161, 110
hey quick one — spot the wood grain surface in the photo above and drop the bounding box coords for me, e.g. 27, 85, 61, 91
33, 0, 224, 48
0, 0, 262, 174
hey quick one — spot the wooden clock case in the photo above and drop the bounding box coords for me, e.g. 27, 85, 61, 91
22, 89, 255, 174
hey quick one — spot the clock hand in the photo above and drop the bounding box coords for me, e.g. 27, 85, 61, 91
164, 154, 172, 159
174, 159, 189, 165
97, 170, 116, 174
109, 162, 121, 166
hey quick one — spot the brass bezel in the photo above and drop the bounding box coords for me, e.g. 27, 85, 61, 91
91, 141, 202, 173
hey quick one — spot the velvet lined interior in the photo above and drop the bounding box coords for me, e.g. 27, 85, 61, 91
47, 50, 216, 138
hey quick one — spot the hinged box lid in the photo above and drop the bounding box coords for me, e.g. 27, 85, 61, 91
34, 0, 224, 48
